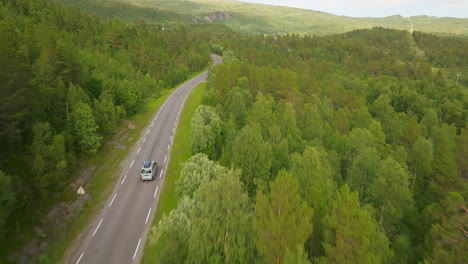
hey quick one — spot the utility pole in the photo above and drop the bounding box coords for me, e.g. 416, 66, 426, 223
455, 73, 461, 86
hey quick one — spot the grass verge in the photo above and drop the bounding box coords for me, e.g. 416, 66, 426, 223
140, 82, 206, 264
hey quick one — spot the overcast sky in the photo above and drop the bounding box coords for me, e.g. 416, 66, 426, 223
237, 0, 467, 18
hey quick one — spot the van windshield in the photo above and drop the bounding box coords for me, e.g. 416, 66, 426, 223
141, 169, 152, 174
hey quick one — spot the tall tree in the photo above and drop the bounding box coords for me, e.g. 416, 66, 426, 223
31, 122, 67, 194
424, 192, 468, 264
149, 197, 193, 264
408, 137, 434, 203
369, 157, 414, 236
291, 146, 336, 256
320, 185, 393, 264
254, 170, 313, 264
231, 122, 272, 195
187, 170, 254, 264
68, 101, 102, 155
190, 105, 223, 160
176, 153, 227, 199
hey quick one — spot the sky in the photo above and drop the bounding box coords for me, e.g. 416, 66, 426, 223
237, 0, 468, 18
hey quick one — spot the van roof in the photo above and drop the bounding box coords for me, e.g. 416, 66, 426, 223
143, 161, 152, 168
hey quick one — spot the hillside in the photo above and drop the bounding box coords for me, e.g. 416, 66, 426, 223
120, 0, 468, 36
53, 0, 189, 24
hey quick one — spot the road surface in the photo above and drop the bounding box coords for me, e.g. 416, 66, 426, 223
71, 54, 222, 264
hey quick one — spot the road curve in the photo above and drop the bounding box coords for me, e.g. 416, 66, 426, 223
70, 54, 222, 264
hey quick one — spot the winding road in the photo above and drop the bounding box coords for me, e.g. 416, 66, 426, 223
71, 54, 222, 264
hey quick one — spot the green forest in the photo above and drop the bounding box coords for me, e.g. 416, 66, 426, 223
1, 0, 467, 263
0, 0, 212, 248
149, 26, 468, 264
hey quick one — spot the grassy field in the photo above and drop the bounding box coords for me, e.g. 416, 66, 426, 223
140, 82, 206, 263
126, 0, 468, 36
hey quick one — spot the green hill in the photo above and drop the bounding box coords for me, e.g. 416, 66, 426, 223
120, 0, 468, 36
53, 0, 189, 24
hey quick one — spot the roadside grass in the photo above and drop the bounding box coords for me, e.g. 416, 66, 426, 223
140, 82, 207, 264
0, 70, 207, 264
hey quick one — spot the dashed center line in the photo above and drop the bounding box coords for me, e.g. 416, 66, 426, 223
133, 238, 142, 260
154, 185, 159, 198
130, 160, 135, 168
76, 253, 84, 264
109, 193, 117, 207
137, 147, 141, 154
121, 174, 127, 184
92, 219, 103, 237
145, 208, 152, 224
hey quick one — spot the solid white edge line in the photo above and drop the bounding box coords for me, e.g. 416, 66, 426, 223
164, 155, 167, 163
133, 238, 142, 260
159, 169, 164, 179
145, 208, 152, 224
137, 147, 141, 154
109, 193, 117, 207
130, 160, 135, 168
153, 185, 159, 198
92, 219, 103, 237
121, 174, 127, 184
76, 253, 84, 264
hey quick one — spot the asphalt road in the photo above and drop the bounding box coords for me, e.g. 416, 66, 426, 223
71, 54, 222, 264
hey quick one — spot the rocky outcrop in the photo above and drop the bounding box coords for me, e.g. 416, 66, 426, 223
193, 11, 232, 23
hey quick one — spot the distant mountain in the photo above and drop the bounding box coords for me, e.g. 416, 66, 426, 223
121, 0, 468, 36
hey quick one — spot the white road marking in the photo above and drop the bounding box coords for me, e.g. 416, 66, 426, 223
145, 208, 152, 224
92, 219, 103, 237
167, 144, 170, 151
174, 121, 177, 126
109, 193, 117, 207
153, 185, 159, 198
170, 135, 173, 141
76, 253, 84, 264
133, 238, 142, 260
137, 147, 141, 154
147, 129, 150, 135
121, 174, 127, 184
143, 137, 146, 143
172, 127, 175, 133
151, 122, 154, 127
159, 169, 164, 179
164, 155, 167, 163
130, 160, 135, 168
